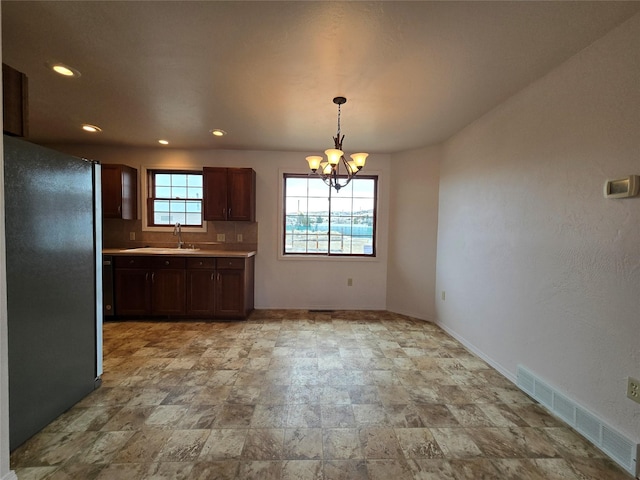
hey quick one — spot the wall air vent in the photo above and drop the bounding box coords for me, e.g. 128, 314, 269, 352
516, 365, 638, 477
575, 406, 601, 444
534, 379, 553, 409
553, 391, 575, 424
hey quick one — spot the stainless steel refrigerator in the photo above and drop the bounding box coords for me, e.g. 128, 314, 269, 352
4, 135, 103, 450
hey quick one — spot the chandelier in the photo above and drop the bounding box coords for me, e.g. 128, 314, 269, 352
305, 96, 368, 192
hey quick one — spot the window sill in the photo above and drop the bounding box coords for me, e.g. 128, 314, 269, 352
278, 253, 378, 262
142, 224, 207, 233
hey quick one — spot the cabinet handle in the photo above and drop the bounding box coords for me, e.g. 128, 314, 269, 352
165, 260, 170, 265
222, 207, 225, 217
145, 272, 149, 281
211, 273, 214, 281
228, 208, 231, 218
217, 273, 221, 282
118, 205, 121, 214
151, 272, 155, 282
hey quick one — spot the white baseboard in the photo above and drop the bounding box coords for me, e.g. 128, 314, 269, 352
435, 320, 515, 383
517, 365, 638, 478
386, 306, 435, 323
1, 471, 17, 480
435, 319, 638, 478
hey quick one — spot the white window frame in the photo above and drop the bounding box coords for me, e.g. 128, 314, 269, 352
141, 166, 207, 232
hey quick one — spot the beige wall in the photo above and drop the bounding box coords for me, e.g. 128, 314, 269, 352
50, 146, 392, 311
387, 145, 440, 320
4, 10, 638, 475
435, 13, 640, 443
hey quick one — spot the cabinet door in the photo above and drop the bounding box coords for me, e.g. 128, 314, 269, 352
228, 168, 256, 221
120, 166, 137, 220
115, 269, 151, 315
101, 164, 137, 220
186, 269, 216, 316
151, 269, 186, 315
2, 63, 28, 137
101, 165, 124, 218
203, 167, 228, 221
215, 269, 245, 318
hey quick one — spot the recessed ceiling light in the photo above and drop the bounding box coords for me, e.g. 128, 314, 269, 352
82, 124, 102, 133
158, 139, 169, 145
50, 63, 81, 78
210, 129, 226, 137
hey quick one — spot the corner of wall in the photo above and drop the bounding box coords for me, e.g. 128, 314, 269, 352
386, 145, 442, 321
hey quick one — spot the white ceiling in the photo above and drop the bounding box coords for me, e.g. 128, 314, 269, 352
3, 1, 639, 154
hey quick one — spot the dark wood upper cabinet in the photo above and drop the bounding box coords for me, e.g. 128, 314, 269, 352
3, 63, 28, 137
101, 164, 138, 220
203, 167, 255, 221
203, 167, 228, 221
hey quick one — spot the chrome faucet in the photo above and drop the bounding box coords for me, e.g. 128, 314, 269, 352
173, 222, 184, 249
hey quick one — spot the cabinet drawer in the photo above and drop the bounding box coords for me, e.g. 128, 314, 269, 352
216, 257, 245, 269
151, 257, 186, 269
186, 258, 216, 269
114, 256, 151, 268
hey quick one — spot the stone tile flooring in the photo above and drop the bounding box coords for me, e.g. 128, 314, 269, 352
11, 310, 632, 479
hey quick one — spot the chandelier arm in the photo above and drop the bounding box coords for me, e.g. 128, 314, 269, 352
306, 96, 366, 192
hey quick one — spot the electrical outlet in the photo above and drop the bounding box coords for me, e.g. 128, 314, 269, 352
441, 291, 446, 301
628, 377, 640, 404
129, 232, 135, 240
347, 278, 353, 287
237, 233, 243, 243
216, 233, 225, 242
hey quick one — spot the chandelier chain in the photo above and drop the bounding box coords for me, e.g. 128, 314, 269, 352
305, 96, 368, 192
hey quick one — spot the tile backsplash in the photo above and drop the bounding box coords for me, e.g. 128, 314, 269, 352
103, 219, 258, 252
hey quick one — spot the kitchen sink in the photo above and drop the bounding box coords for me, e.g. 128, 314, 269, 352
121, 247, 201, 254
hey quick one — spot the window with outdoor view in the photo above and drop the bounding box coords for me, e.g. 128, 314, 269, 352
147, 170, 203, 227
283, 174, 377, 256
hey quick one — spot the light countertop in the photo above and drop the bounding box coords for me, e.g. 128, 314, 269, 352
103, 248, 256, 258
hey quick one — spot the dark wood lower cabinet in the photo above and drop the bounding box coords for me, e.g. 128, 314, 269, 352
114, 254, 254, 319
216, 267, 245, 318
151, 268, 186, 315
114, 256, 151, 316
115, 268, 151, 315
186, 258, 216, 316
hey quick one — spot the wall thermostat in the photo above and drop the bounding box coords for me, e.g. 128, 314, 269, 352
603, 175, 639, 198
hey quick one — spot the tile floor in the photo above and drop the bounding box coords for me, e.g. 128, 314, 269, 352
11, 310, 632, 479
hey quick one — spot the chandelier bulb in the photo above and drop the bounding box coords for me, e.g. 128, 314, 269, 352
305, 97, 366, 192
325, 149, 343, 165
350, 152, 368, 169
306, 155, 322, 173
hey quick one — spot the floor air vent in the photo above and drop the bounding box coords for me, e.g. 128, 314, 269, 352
516, 365, 638, 477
